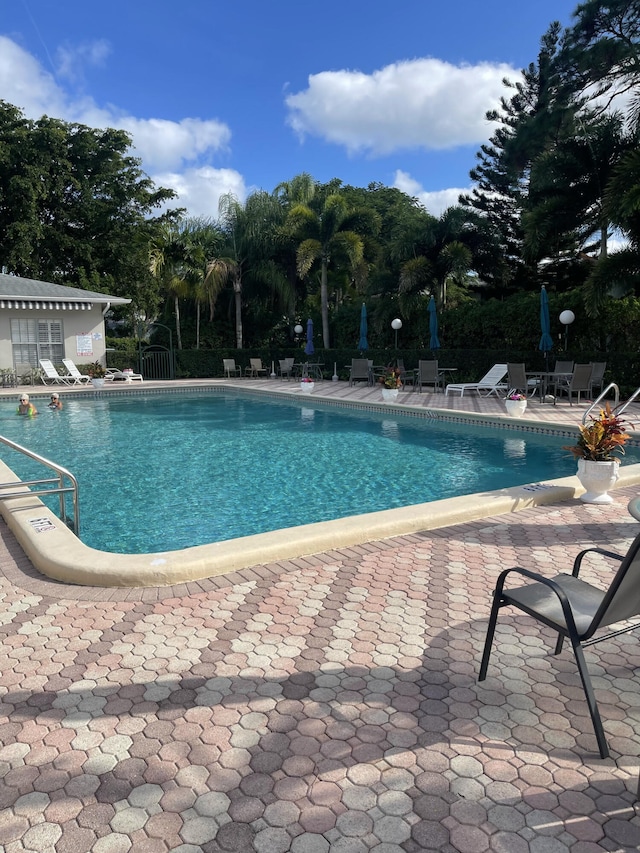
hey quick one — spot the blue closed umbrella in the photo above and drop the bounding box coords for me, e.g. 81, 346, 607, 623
428, 296, 441, 351
304, 318, 315, 356
358, 303, 368, 351
539, 286, 553, 357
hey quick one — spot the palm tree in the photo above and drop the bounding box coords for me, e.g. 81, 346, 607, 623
287, 191, 374, 348
218, 191, 291, 348
149, 221, 192, 350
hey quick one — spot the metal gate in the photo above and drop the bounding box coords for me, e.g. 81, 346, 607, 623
140, 345, 175, 380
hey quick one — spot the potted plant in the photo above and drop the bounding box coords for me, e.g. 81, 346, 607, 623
505, 392, 527, 418
300, 376, 315, 393
379, 367, 402, 402
88, 360, 106, 388
564, 403, 632, 503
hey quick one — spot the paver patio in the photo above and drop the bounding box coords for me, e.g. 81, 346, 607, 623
1, 381, 640, 852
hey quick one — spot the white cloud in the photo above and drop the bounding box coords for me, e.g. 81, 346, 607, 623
286, 57, 518, 155
0, 35, 232, 173
152, 166, 249, 218
56, 39, 111, 83
393, 170, 468, 217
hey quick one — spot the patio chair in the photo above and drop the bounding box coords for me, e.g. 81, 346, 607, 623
278, 358, 294, 380
479, 530, 640, 758
245, 358, 268, 378
506, 363, 538, 398
222, 358, 241, 378
61, 358, 92, 385
38, 359, 74, 386
552, 363, 592, 405
589, 362, 607, 398
349, 358, 372, 387
445, 364, 508, 397
413, 360, 440, 393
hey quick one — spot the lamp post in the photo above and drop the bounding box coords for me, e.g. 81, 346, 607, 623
559, 310, 575, 352
391, 318, 402, 350
294, 323, 303, 340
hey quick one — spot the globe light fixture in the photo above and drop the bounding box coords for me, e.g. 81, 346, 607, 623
391, 318, 402, 349
559, 310, 575, 351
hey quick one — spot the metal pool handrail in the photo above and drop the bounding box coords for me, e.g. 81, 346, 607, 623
0, 434, 79, 534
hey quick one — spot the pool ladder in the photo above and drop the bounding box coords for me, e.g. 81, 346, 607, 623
0, 434, 79, 534
582, 384, 640, 424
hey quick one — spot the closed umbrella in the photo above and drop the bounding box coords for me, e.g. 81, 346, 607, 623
358, 303, 368, 352
304, 318, 315, 356
428, 295, 441, 352
539, 286, 553, 364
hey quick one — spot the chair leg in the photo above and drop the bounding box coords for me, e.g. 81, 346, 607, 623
571, 639, 609, 759
478, 595, 503, 681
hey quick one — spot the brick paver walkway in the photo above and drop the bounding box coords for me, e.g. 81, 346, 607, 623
3, 380, 640, 851
2, 479, 640, 851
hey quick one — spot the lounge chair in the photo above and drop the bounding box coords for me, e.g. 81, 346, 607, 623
445, 364, 508, 397
222, 359, 242, 378
105, 368, 143, 382
245, 358, 268, 378
61, 358, 92, 385
479, 529, 640, 759
39, 359, 74, 386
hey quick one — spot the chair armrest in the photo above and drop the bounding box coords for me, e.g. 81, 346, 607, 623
493, 566, 580, 635
572, 547, 624, 577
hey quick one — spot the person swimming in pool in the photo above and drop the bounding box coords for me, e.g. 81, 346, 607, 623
48, 392, 63, 410
17, 393, 37, 416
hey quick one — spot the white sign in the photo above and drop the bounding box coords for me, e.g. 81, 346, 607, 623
29, 517, 56, 533
76, 334, 93, 356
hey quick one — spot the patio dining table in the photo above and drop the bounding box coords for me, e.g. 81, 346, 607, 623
526, 370, 572, 403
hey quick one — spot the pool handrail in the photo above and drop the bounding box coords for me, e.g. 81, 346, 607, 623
0, 433, 79, 534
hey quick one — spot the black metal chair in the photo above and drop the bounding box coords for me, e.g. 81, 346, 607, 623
552, 363, 593, 405
414, 360, 440, 393
349, 358, 372, 386
506, 362, 538, 398
479, 531, 640, 758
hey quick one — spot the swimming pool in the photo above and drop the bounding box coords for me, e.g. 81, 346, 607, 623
2, 390, 637, 554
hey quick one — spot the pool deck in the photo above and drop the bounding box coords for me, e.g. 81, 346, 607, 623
2, 379, 640, 850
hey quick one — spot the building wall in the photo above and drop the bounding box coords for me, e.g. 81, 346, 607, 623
0, 305, 107, 372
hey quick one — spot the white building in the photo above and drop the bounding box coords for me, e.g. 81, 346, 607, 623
0, 273, 130, 376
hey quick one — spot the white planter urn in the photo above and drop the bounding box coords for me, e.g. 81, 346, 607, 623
91, 378, 105, 389
505, 399, 527, 418
300, 381, 314, 393
381, 388, 399, 403
577, 458, 620, 504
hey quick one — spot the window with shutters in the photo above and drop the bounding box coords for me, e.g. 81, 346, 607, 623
11, 319, 64, 369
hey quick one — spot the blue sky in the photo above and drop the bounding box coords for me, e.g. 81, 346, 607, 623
2, 0, 580, 219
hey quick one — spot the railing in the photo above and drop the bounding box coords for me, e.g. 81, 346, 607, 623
614, 387, 640, 419
0, 435, 79, 534
582, 383, 620, 424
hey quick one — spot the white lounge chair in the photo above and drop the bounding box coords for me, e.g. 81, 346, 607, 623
39, 359, 74, 386
62, 358, 92, 385
105, 368, 143, 382
445, 364, 508, 397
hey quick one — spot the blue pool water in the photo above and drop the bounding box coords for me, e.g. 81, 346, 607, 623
1, 391, 636, 554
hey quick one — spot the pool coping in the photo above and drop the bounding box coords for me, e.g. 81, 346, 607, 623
2, 382, 640, 587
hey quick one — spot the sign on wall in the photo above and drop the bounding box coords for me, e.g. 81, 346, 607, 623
76, 334, 93, 357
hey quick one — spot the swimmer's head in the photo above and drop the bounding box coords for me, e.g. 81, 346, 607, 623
50, 393, 59, 400
19, 394, 29, 403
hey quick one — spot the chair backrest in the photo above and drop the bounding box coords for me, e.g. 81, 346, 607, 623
279, 358, 293, 371
250, 358, 263, 370
589, 362, 607, 382
554, 361, 574, 375
223, 358, 237, 372
418, 360, 438, 381
479, 364, 508, 385
570, 363, 592, 391
507, 363, 527, 393
589, 531, 640, 635
39, 359, 60, 378
350, 358, 370, 379
62, 358, 83, 378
